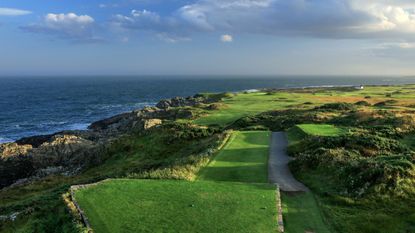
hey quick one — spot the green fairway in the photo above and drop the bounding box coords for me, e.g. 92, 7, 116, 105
74, 179, 278, 233
297, 124, 347, 137
197, 131, 270, 183
194, 92, 309, 126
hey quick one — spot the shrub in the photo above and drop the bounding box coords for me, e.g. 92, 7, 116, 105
289, 131, 415, 196
161, 122, 221, 141
355, 101, 371, 106
374, 100, 399, 107
316, 102, 356, 111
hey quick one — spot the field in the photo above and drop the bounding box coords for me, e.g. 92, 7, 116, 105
74, 180, 277, 233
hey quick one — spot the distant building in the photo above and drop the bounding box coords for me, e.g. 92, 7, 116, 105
354, 85, 364, 90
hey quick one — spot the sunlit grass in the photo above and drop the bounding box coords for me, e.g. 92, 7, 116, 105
197, 131, 270, 183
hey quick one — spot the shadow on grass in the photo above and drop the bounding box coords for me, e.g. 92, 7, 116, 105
234, 131, 270, 147
211, 148, 269, 162
198, 164, 268, 183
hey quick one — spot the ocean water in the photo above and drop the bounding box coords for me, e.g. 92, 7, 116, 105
1, 75, 415, 143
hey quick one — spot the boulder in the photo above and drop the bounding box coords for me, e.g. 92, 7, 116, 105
88, 112, 134, 130
0, 143, 32, 159
156, 96, 206, 109
143, 119, 162, 130
16, 134, 55, 147
32, 135, 98, 168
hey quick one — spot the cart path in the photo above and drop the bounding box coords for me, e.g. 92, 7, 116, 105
268, 132, 309, 192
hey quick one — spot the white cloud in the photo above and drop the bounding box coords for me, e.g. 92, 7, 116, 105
45, 13, 94, 26
111, 0, 415, 43
351, 1, 415, 34
0, 7, 31, 16
21, 13, 100, 42
221, 34, 233, 42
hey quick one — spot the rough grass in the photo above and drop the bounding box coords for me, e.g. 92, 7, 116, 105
400, 134, 415, 150
74, 179, 278, 233
296, 124, 347, 137
295, 169, 415, 233
197, 131, 270, 183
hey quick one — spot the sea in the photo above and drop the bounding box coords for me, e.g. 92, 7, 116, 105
1, 75, 415, 143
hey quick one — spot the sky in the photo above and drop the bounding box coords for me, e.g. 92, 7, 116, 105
1, 0, 415, 76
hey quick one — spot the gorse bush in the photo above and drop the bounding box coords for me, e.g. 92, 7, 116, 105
290, 132, 415, 196
161, 122, 221, 141
315, 102, 356, 111
354, 101, 371, 106
229, 109, 321, 131
341, 155, 414, 196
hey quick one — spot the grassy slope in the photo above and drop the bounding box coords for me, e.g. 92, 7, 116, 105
287, 125, 415, 232
282, 193, 331, 233
0, 127, 223, 233
197, 131, 270, 183
74, 180, 277, 233
296, 170, 415, 233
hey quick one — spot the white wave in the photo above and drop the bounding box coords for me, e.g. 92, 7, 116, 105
39, 121, 68, 127
67, 123, 89, 130
0, 137, 13, 144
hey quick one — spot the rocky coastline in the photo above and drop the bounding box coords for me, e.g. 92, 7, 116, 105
0, 94, 215, 189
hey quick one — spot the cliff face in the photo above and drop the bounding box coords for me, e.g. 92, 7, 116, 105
0, 94, 211, 189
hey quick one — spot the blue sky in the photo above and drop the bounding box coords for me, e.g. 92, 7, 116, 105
1, 0, 415, 76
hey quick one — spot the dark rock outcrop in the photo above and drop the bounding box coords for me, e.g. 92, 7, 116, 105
0, 134, 104, 188
156, 96, 207, 109
16, 134, 55, 148
0, 143, 32, 159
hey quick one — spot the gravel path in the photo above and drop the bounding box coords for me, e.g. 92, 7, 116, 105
268, 132, 309, 192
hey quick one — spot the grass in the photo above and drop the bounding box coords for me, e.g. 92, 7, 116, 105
401, 134, 415, 150
74, 180, 278, 233
0, 125, 224, 232
283, 130, 333, 233
296, 124, 347, 137
72, 131, 278, 233
194, 92, 310, 126
282, 192, 332, 233
197, 131, 270, 183
5, 84, 415, 232
286, 126, 308, 146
